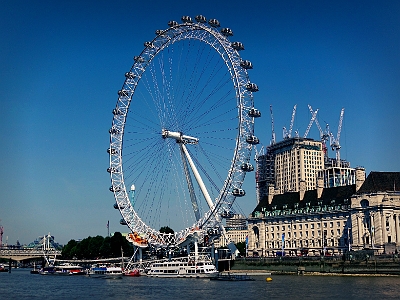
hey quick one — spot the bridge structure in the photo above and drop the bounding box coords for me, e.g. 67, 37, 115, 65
0, 248, 61, 261
0, 233, 61, 261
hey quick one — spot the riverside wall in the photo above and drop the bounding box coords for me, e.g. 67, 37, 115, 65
230, 255, 400, 275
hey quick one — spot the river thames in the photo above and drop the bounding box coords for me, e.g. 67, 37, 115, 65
1, 269, 399, 299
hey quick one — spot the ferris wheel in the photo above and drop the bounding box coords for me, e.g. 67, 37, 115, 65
108, 15, 261, 247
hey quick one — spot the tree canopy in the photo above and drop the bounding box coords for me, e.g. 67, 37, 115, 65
61, 232, 134, 260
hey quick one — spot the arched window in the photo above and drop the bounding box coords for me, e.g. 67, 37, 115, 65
360, 199, 369, 208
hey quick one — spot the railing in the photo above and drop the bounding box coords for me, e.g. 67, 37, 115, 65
0, 248, 61, 258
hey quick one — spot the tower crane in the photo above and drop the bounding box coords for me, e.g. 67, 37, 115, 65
283, 104, 297, 139
303, 107, 319, 138
330, 108, 345, 166
269, 105, 276, 145
308, 104, 330, 160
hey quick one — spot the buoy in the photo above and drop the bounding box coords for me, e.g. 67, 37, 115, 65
266, 277, 272, 282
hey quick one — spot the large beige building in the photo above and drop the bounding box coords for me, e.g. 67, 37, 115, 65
247, 171, 400, 256
274, 138, 324, 193
255, 137, 359, 202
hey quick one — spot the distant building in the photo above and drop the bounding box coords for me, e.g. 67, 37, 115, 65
255, 137, 359, 203
25, 234, 62, 250
215, 214, 247, 247
247, 171, 400, 257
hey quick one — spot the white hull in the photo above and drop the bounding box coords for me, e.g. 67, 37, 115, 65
88, 266, 123, 279
147, 253, 218, 278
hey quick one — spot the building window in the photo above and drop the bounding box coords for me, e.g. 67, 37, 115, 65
311, 223, 314, 229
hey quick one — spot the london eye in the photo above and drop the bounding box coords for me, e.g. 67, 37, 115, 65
108, 15, 260, 247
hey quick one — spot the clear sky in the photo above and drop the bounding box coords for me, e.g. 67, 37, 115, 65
1, 0, 399, 245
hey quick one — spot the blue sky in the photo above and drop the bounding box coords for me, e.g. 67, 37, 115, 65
1, 0, 399, 245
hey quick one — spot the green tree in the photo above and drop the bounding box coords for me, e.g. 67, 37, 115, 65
99, 236, 112, 258
160, 226, 174, 234
61, 239, 78, 259
88, 235, 104, 259
235, 242, 246, 256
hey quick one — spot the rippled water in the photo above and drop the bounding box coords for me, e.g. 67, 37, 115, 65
1, 269, 399, 299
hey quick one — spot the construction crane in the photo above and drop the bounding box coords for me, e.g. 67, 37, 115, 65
308, 104, 330, 160
303, 107, 319, 138
330, 108, 345, 166
269, 105, 276, 145
283, 104, 297, 139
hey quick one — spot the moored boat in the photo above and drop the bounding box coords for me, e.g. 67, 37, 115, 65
88, 265, 123, 279
146, 253, 218, 278
39, 264, 85, 275
124, 269, 141, 277
0, 264, 9, 272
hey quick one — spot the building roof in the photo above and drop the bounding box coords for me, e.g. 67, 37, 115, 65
252, 171, 400, 216
252, 184, 355, 215
357, 171, 400, 194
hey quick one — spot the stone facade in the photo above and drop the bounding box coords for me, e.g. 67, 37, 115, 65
247, 172, 400, 256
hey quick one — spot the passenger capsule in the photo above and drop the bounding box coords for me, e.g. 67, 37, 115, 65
221, 210, 234, 218
109, 127, 120, 135
208, 19, 220, 27
195, 15, 206, 23
114, 203, 125, 210
125, 72, 135, 79
246, 83, 259, 92
109, 186, 121, 192
107, 148, 117, 155
112, 108, 122, 115
168, 20, 178, 27
232, 188, 246, 197
246, 135, 260, 145
240, 60, 253, 69
107, 167, 118, 173
144, 41, 154, 48
241, 163, 254, 172
134, 56, 145, 63
118, 89, 129, 97
221, 28, 233, 36
181, 16, 193, 23
231, 42, 244, 51
120, 219, 127, 225
248, 108, 261, 118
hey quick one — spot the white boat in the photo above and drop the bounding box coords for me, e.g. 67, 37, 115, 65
55, 264, 86, 275
88, 265, 123, 279
147, 253, 218, 278
39, 264, 85, 275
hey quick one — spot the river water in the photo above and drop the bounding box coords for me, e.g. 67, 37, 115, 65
1, 269, 399, 299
